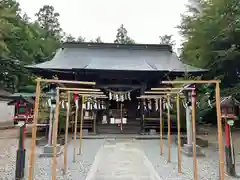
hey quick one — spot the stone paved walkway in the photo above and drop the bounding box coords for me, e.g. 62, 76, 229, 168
85, 139, 162, 180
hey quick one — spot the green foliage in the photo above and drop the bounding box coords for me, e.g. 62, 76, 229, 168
90, 36, 103, 43
177, 0, 240, 120
159, 35, 175, 47
35, 5, 62, 39
114, 24, 135, 44
179, 0, 240, 88
0, 1, 137, 94
0, 1, 61, 92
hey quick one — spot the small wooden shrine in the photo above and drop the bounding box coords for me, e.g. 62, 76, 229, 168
8, 94, 35, 124
220, 96, 240, 120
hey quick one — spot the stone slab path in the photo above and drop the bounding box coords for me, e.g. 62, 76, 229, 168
85, 139, 162, 180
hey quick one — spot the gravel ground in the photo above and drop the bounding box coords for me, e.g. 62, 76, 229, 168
0, 135, 104, 180
1, 129, 240, 180
30, 139, 105, 180
140, 138, 240, 180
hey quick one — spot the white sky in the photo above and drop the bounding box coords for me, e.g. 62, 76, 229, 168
17, 0, 189, 51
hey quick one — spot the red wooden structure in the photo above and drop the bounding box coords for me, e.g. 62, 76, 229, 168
8, 97, 34, 124
220, 96, 239, 177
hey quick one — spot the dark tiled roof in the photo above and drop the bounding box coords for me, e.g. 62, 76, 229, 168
26, 42, 207, 72
8, 96, 34, 105
220, 96, 240, 107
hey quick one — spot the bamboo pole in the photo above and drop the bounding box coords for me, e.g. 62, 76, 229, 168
120, 102, 123, 132
78, 96, 84, 155
161, 79, 224, 179
58, 87, 101, 91
167, 96, 171, 163
28, 78, 41, 180
215, 82, 225, 180
66, 91, 104, 94
159, 97, 163, 155
51, 88, 60, 180
191, 89, 198, 180
39, 79, 96, 85
137, 95, 167, 99
161, 80, 220, 84
176, 94, 182, 174
145, 91, 181, 94
93, 112, 96, 134
63, 92, 71, 174
138, 95, 185, 99
151, 87, 195, 91
73, 99, 79, 162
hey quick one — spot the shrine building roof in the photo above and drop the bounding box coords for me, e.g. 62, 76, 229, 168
26, 42, 206, 73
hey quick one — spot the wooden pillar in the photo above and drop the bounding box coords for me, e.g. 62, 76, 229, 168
28, 79, 41, 180
140, 84, 146, 134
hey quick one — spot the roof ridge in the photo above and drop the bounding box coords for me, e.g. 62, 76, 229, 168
63, 42, 173, 51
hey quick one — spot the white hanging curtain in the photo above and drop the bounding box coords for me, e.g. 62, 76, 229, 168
75, 99, 79, 109
155, 99, 159, 111
147, 99, 152, 110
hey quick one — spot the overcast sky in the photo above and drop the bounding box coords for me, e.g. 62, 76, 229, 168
17, 0, 189, 51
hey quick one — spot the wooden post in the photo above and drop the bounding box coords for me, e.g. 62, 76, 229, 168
40, 79, 96, 85
78, 96, 84, 155
176, 94, 182, 174
63, 92, 71, 174
93, 106, 96, 134
140, 85, 146, 134
167, 96, 171, 163
51, 88, 60, 180
191, 89, 198, 180
159, 97, 163, 155
28, 78, 41, 180
120, 103, 123, 131
73, 99, 78, 162
215, 82, 225, 180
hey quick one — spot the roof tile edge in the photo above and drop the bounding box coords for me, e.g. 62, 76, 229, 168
62, 42, 173, 52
